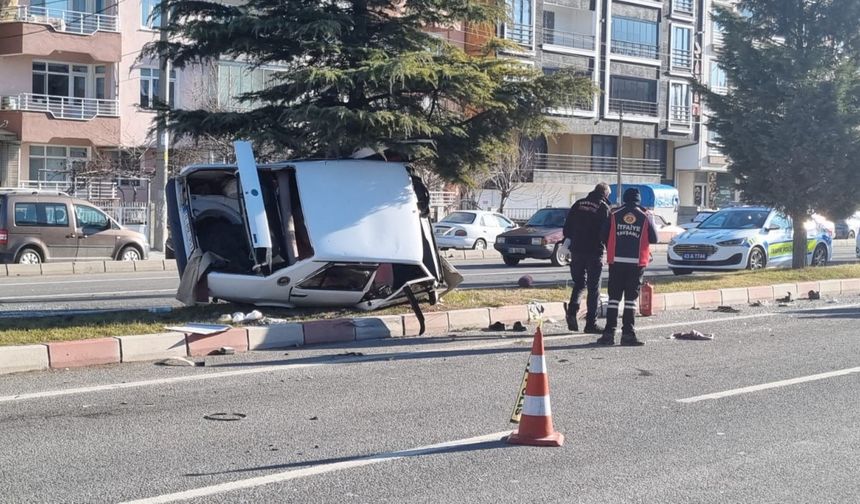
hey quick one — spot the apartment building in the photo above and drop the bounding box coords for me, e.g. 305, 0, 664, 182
674, 0, 737, 214
0, 0, 270, 204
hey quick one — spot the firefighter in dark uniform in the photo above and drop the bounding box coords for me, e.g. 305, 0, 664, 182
598, 188, 657, 346
562, 182, 611, 333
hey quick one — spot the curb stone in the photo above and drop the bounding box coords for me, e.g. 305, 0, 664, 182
3, 277, 860, 375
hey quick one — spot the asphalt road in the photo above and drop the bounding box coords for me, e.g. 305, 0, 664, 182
1, 299, 859, 503
0, 243, 856, 316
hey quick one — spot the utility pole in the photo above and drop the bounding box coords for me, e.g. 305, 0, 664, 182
151, 4, 171, 252
616, 102, 624, 207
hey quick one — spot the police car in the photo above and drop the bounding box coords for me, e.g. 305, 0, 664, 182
667, 207, 832, 275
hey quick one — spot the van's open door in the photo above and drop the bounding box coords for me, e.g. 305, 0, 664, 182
234, 141, 272, 273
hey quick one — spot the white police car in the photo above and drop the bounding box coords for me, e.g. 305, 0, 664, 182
668, 207, 832, 275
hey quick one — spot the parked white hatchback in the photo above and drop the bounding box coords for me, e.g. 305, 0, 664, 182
433, 211, 517, 250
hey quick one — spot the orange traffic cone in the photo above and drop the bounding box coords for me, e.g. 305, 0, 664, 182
507, 326, 564, 447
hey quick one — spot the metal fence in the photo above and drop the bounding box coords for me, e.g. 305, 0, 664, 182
0, 93, 119, 120
0, 5, 118, 33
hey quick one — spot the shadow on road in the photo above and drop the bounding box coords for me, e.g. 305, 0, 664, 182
790, 306, 860, 320
184, 436, 510, 477
208, 332, 605, 369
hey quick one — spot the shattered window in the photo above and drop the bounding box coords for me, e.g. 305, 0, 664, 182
297, 264, 376, 291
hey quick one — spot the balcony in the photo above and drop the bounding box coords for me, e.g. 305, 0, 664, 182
535, 153, 664, 176
542, 28, 595, 51
611, 40, 659, 60
670, 48, 693, 72
669, 105, 692, 129
503, 22, 533, 47
1, 5, 118, 34
609, 98, 658, 117
18, 179, 119, 200
0, 6, 120, 60
1, 94, 118, 120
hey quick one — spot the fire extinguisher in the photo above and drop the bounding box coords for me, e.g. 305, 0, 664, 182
640, 281, 653, 317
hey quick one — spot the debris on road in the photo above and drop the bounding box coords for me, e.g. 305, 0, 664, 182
715, 306, 741, 313
488, 321, 506, 331
808, 290, 821, 300
203, 413, 247, 421
155, 357, 197, 367
671, 330, 714, 341
750, 300, 770, 307
776, 292, 793, 303
213, 346, 235, 355
512, 321, 527, 332
337, 351, 365, 357
518, 275, 534, 288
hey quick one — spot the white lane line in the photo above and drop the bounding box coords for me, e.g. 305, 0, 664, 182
678, 366, 860, 404
0, 276, 176, 287
0, 312, 777, 404
120, 430, 510, 504
0, 289, 176, 301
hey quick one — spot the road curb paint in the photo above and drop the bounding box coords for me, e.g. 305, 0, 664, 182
117, 333, 188, 362
447, 308, 491, 331
302, 319, 356, 345
186, 328, 249, 356
692, 290, 721, 309
47, 338, 121, 369
0, 344, 49, 374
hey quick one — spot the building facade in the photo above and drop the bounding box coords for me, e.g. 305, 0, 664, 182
0, 0, 270, 202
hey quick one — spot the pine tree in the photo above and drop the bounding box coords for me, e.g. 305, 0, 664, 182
702, 0, 860, 268
144, 0, 593, 181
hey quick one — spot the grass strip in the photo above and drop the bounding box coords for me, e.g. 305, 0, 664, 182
2, 264, 859, 346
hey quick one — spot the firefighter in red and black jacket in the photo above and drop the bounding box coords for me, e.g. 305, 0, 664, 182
598, 188, 658, 346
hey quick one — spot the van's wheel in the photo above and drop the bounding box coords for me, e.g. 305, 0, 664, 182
550, 244, 570, 267
747, 247, 766, 270
473, 238, 487, 250
850, 230, 856, 239
16, 247, 42, 265
119, 245, 141, 261
811, 244, 828, 267
502, 255, 520, 266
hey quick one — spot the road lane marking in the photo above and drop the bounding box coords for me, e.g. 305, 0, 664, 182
120, 430, 510, 503
678, 366, 860, 403
0, 312, 777, 404
0, 289, 176, 301
0, 276, 176, 287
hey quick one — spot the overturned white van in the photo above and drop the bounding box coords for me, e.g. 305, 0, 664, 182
167, 142, 460, 319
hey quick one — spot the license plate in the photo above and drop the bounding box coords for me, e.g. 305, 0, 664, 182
510, 247, 526, 254
683, 253, 707, 260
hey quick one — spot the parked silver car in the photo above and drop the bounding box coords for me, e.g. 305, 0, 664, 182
433, 211, 517, 250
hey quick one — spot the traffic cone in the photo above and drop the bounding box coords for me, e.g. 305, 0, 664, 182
507, 326, 564, 447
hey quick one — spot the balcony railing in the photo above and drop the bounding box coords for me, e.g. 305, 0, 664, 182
0, 94, 119, 120
542, 27, 595, 51
18, 179, 119, 200
669, 105, 692, 128
673, 0, 694, 15
610, 39, 659, 60
711, 83, 729, 95
609, 98, 659, 117
0, 5, 118, 34
535, 153, 664, 176
670, 48, 693, 71
504, 22, 533, 46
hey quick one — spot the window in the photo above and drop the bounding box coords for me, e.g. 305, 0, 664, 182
494, 215, 514, 228
671, 25, 692, 71
609, 76, 658, 115
74, 205, 110, 231
141, 0, 161, 28
28, 145, 89, 182
95, 65, 106, 100
712, 19, 724, 44
770, 214, 790, 230
672, 0, 694, 16
611, 17, 658, 59
506, 0, 532, 45
139, 68, 175, 109
710, 62, 727, 93
591, 135, 617, 158
440, 212, 477, 225
644, 140, 667, 163
297, 264, 376, 291
32, 61, 91, 98
217, 62, 279, 111
14, 203, 70, 227
708, 129, 723, 155
669, 82, 692, 127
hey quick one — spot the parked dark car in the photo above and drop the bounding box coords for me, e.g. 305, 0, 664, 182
494, 207, 569, 266
0, 189, 149, 264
